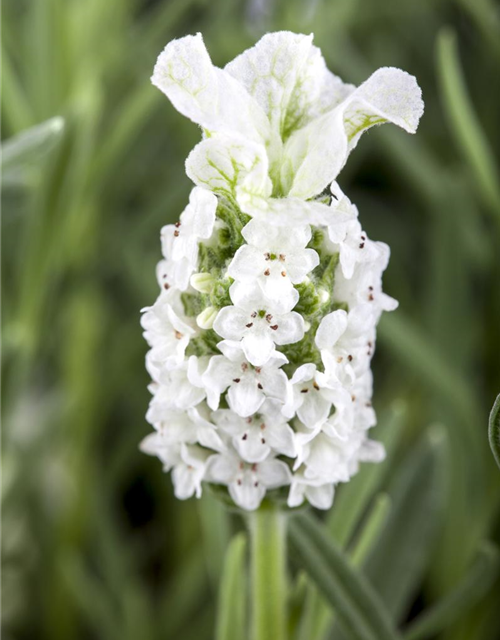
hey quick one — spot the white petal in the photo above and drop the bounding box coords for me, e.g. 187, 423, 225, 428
139, 432, 163, 457
259, 368, 288, 402
315, 309, 348, 350
202, 355, 237, 408
242, 194, 353, 227
242, 330, 276, 367
258, 459, 291, 488
297, 392, 331, 429
234, 432, 270, 464
227, 245, 263, 282
285, 248, 320, 283
344, 67, 424, 148
306, 483, 334, 510
152, 33, 271, 144
188, 186, 218, 239
272, 312, 305, 346
290, 363, 316, 385
287, 480, 306, 508
213, 306, 249, 341
227, 378, 264, 417
283, 67, 423, 199
205, 452, 238, 484
229, 476, 266, 511
225, 32, 314, 135
186, 134, 272, 201
265, 422, 296, 458
282, 108, 347, 199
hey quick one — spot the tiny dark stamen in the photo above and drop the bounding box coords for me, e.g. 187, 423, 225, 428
359, 242, 365, 249
257, 383, 263, 390
264, 269, 271, 276
233, 378, 241, 383
242, 434, 248, 440
270, 324, 279, 330
246, 322, 253, 328
301, 388, 309, 393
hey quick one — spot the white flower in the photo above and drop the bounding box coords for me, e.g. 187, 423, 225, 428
141, 293, 196, 375
333, 241, 398, 317
284, 363, 343, 430
205, 449, 291, 511
213, 281, 304, 366
146, 357, 206, 415
228, 219, 319, 308
156, 257, 192, 292
161, 186, 217, 266
141, 431, 211, 498
142, 405, 223, 456
316, 305, 376, 386
213, 399, 295, 463
288, 469, 335, 510
202, 340, 288, 416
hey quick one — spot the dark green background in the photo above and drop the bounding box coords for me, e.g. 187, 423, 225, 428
2, 0, 500, 638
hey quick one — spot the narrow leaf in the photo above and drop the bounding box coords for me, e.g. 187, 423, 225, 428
289, 513, 401, 640
216, 532, 248, 640
361, 426, 447, 622
1, 117, 65, 188
404, 542, 499, 640
436, 28, 500, 222
489, 394, 500, 470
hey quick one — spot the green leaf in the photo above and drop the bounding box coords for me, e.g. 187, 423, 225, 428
361, 426, 448, 622
404, 542, 499, 640
215, 532, 248, 640
350, 494, 391, 567
289, 513, 401, 640
488, 394, 500, 470
1, 117, 65, 189
436, 28, 500, 223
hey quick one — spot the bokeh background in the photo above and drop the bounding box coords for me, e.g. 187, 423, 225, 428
2, 0, 500, 639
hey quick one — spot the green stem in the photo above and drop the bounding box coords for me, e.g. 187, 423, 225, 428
249, 504, 287, 640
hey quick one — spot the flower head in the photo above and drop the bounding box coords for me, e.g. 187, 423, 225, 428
141, 31, 423, 511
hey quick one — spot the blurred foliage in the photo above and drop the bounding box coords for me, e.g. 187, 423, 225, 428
2, 0, 500, 639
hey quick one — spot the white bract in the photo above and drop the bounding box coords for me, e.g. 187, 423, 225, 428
141, 31, 423, 510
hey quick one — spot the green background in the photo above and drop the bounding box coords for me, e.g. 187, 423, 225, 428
2, 0, 500, 638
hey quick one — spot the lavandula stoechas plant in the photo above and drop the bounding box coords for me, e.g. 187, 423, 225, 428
141, 32, 424, 512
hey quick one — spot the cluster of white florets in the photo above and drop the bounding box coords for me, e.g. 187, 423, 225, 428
140, 31, 423, 511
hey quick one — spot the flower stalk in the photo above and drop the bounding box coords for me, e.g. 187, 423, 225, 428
249, 504, 288, 640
